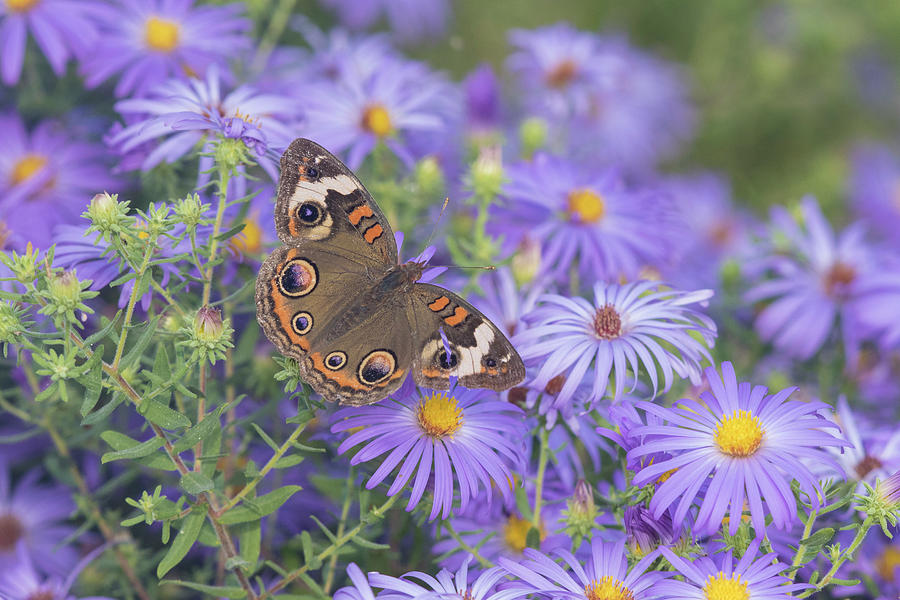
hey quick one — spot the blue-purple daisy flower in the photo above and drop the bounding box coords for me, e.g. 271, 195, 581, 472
498, 538, 667, 600
514, 281, 716, 409
367, 556, 523, 600
0, 0, 99, 85
0, 460, 78, 576
628, 362, 847, 538
300, 56, 459, 169
331, 386, 525, 520
850, 143, 900, 249
491, 154, 677, 283
825, 396, 900, 488
0, 113, 119, 250
108, 66, 299, 180
744, 196, 892, 362
80, 0, 250, 98
318, 0, 449, 44
0, 541, 113, 600
657, 542, 810, 600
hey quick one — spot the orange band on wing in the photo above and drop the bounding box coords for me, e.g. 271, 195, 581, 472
444, 307, 468, 326
364, 223, 384, 244
428, 296, 450, 312
348, 204, 374, 225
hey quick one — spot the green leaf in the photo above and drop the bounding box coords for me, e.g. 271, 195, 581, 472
351, 536, 390, 550
272, 454, 304, 469
80, 393, 123, 426
83, 312, 122, 347
218, 485, 302, 525
153, 344, 172, 382
119, 316, 160, 371
514, 486, 533, 521
525, 525, 541, 550
801, 527, 835, 557
160, 581, 246, 599
300, 531, 321, 570
250, 423, 278, 451
157, 508, 205, 578
78, 351, 104, 416
215, 223, 245, 242
139, 397, 191, 430
236, 521, 261, 568
100, 431, 164, 463
173, 410, 222, 453
180, 471, 214, 496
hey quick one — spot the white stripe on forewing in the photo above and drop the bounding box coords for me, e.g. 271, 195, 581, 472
456, 323, 495, 377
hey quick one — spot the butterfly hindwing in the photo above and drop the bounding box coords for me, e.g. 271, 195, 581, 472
409, 284, 526, 391
274, 138, 398, 265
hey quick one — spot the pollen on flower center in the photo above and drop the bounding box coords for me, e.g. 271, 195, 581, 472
592, 304, 622, 340
11, 154, 48, 185
876, 546, 900, 582
584, 576, 635, 600
362, 104, 393, 137
546, 59, 578, 87
5, 0, 39, 12
230, 214, 263, 255
714, 410, 763, 457
823, 261, 856, 297
144, 16, 181, 52
416, 392, 463, 438
503, 514, 545, 553
702, 572, 749, 600
0, 512, 25, 551
567, 188, 606, 223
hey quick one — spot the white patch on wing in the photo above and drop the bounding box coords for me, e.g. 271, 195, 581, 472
457, 323, 495, 377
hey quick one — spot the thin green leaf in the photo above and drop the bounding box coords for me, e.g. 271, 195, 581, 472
100, 431, 164, 463
272, 454, 304, 469
218, 485, 302, 525
173, 409, 222, 453
180, 471, 214, 496
120, 316, 160, 370
160, 581, 246, 599
81, 393, 123, 426
237, 521, 261, 568
79, 351, 105, 416
157, 508, 205, 578
139, 397, 191, 430
250, 423, 278, 451
351, 536, 390, 550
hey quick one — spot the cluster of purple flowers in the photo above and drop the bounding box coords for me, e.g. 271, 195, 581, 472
2, 0, 900, 598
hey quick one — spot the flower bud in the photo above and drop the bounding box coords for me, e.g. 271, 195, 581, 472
174, 193, 207, 230
859, 470, 900, 535
519, 117, 548, 158
415, 156, 445, 199
468, 146, 505, 201
214, 136, 252, 173
84, 192, 131, 243
562, 480, 599, 543
180, 306, 234, 365
0, 301, 25, 346
511, 237, 541, 286
624, 505, 676, 556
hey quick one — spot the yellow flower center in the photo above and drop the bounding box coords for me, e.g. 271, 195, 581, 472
416, 392, 463, 438
503, 514, 545, 553
230, 214, 263, 255
714, 410, 763, 457
584, 577, 635, 600
144, 16, 181, 52
876, 545, 900, 582
11, 154, 48, 185
702, 572, 749, 600
5, 0, 39, 11
362, 104, 393, 137
567, 188, 606, 224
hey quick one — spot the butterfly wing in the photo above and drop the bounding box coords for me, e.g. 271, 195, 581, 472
408, 284, 526, 391
274, 138, 398, 266
256, 243, 414, 406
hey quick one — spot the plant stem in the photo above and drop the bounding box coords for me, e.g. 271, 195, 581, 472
789, 508, 818, 580
533, 426, 550, 529
260, 494, 400, 599
112, 241, 155, 370
323, 468, 355, 594
798, 518, 873, 598
442, 521, 495, 568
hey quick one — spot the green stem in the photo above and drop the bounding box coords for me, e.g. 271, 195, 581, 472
202, 167, 230, 306
789, 508, 818, 581
442, 521, 495, 568
797, 517, 873, 598
533, 426, 550, 529
215, 422, 309, 515
260, 494, 400, 599
112, 241, 155, 370
323, 468, 356, 594
250, 0, 298, 74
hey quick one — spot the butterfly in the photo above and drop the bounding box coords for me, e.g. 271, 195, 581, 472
255, 138, 526, 406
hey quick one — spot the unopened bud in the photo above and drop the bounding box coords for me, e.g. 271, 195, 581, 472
468, 146, 505, 201
415, 156, 445, 198
519, 117, 548, 158
84, 192, 131, 242
181, 306, 234, 365
511, 237, 541, 286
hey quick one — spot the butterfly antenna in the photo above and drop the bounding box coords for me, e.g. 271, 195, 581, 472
422, 197, 450, 250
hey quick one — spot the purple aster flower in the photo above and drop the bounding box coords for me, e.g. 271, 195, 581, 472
368, 556, 522, 600
79, 0, 250, 98
335, 563, 378, 600
628, 362, 847, 538
290, 19, 398, 86
851, 531, 900, 600
499, 538, 667, 600
824, 396, 900, 487
0, 541, 113, 600
658, 172, 754, 290
623, 505, 681, 557
850, 144, 900, 248
464, 63, 503, 139
657, 542, 810, 600
300, 55, 459, 169
507, 23, 604, 120
108, 66, 300, 180
745, 196, 894, 362
331, 386, 525, 520
0, 460, 78, 576
0, 0, 99, 85
514, 281, 716, 409
318, 0, 449, 44
491, 154, 677, 283
0, 113, 118, 251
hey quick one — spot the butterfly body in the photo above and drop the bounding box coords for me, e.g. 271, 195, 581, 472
256, 138, 525, 406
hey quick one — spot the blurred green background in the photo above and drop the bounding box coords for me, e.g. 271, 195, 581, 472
400, 0, 900, 219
